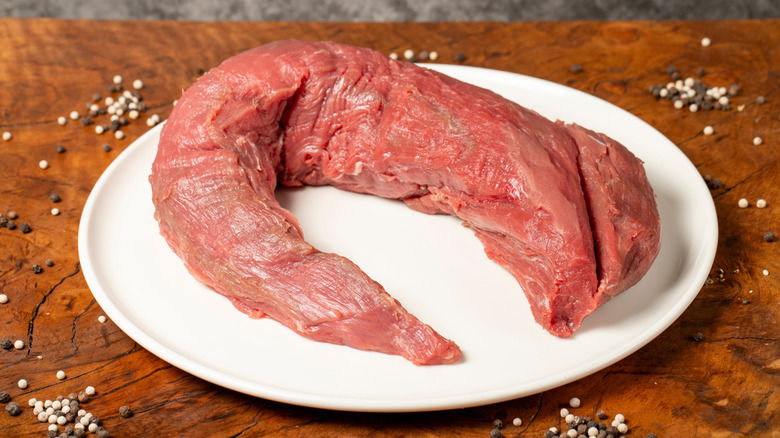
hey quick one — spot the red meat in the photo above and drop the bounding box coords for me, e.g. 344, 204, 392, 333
149, 40, 660, 364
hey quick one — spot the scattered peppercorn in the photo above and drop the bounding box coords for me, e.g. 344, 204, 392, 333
764, 231, 776, 242
0, 392, 10, 403
1, 338, 12, 349
19, 222, 31, 233
195, 67, 205, 75
32, 264, 43, 274
455, 52, 466, 62
118, 405, 132, 418
571, 63, 583, 74
650, 67, 738, 113
56, 144, 66, 153
693, 332, 705, 342
50, 193, 61, 203
5, 401, 21, 416
595, 410, 607, 420
706, 177, 722, 190
756, 95, 766, 104
6, 220, 16, 230
102, 144, 112, 152
6, 210, 17, 220
490, 427, 503, 438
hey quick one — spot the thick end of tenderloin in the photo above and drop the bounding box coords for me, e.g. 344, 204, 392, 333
565, 124, 661, 305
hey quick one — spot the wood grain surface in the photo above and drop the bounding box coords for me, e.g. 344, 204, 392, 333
1, 18, 778, 437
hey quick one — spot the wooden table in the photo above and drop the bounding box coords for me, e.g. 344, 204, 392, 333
1, 18, 778, 437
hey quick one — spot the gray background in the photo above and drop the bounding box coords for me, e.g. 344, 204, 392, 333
2, 0, 779, 21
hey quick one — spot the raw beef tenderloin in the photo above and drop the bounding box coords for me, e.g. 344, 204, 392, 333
149, 40, 660, 365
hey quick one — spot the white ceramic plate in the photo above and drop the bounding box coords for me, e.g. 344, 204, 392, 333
78, 64, 717, 412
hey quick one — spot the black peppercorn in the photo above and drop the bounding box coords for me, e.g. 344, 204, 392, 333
5, 401, 21, 416
119, 405, 132, 418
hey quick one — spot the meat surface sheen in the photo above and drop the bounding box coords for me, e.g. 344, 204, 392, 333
149, 40, 660, 364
